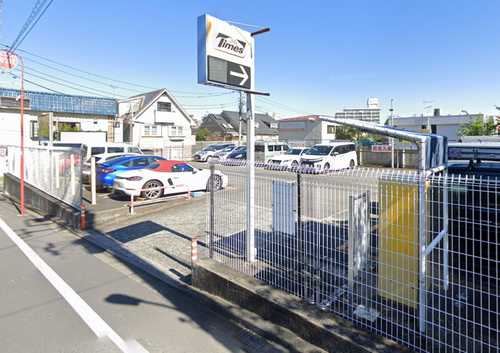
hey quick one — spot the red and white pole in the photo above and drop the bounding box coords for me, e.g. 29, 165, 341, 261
19, 55, 25, 215
191, 236, 198, 267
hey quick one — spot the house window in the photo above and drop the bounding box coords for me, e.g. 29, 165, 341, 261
58, 122, 81, 132
144, 124, 161, 137
327, 125, 336, 134
30, 121, 39, 140
157, 102, 172, 112
170, 126, 184, 136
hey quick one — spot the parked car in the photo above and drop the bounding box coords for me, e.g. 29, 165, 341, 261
446, 143, 500, 279
208, 145, 243, 161
193, 143, 235, 162
96, 155, 165, 190
225, 146, 247, 161
82, 152, 142, 183
255, 141, 289, 162
80, 143, 143, 163
266, 147, 309, 169
112, 160, 228, 199
300, 142, 357, 171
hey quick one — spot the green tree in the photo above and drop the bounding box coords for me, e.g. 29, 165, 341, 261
459, 116, 497, 136
196, 127, 210, 141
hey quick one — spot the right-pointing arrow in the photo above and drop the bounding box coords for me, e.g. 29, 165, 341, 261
229, 65, 249, 86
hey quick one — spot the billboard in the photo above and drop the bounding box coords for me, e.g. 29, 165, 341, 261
198, 14, 255, 91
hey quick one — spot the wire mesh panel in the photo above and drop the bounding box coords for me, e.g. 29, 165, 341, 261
207, 162, 500, 353
6, 145, 82, 208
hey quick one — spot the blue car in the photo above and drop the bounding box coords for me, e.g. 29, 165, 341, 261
96, 155, 165, 189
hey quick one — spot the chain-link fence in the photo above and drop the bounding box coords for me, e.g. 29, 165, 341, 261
7, 145, 82, 208
207, 163, 500, 353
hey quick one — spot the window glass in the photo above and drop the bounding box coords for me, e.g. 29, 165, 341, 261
172, 163, 194, 172
332, 146, 342, 155
275, 145, 282, 152
308, 145, 332, 156
128, 147, 141, 153
30, 121, 39, 140
91, 147, 105, 155
157, 102, 172, 112
268, 145, 275, 152
327, 125, 336, 134
132, 158, 150, 167
108, 147, 124, 153
283, 145, 289, 151
255, 145, 265, 152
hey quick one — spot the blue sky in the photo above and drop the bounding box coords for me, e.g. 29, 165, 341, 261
2, 0, 500, 119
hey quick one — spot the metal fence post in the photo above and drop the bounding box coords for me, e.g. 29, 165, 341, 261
70, 154, 75, 196
91, 156, 96, 205
209, 162, 215, 259
55, 152, 60, 189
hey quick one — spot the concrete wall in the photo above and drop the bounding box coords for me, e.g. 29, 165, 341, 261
358, 148, 419, 168
3, 173, 80, 229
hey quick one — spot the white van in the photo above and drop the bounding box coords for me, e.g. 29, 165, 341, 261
80, 143, 142, 163
300, 142, 357, 170
255, 141, 289, 162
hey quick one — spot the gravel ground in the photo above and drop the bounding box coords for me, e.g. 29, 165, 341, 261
97, 193, 210, 280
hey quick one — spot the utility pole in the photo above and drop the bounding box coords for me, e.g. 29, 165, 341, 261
390, 99, 395, 168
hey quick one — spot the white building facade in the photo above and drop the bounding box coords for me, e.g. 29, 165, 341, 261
278, 115, 337, 146
119, 89, 196, 159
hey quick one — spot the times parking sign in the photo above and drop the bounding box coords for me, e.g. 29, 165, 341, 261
198, 14, 254, 91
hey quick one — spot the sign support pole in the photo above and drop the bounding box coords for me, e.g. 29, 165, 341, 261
246, 92, 256, 262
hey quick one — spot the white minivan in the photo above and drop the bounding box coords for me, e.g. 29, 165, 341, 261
80, 143, 142, 163
300, 142, 357, 171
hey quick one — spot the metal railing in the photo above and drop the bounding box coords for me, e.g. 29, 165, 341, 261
207, 162, 500, 353
6, 145, 82, 208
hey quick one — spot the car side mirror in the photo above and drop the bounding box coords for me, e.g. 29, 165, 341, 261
192, 169, 198, 174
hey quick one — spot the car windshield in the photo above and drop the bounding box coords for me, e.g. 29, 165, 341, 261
307, 145, 332, 156
203, 145, 221, 152
220, 146, 234, 152
102, 156, 136, 166
286, 148, 302, 155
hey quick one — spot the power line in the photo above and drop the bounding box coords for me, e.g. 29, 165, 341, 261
21, 55, 142, 93
9, 0, 54, 53
12, 67, 114, 98
20, 65, 126, 97
8, 71, 64, 94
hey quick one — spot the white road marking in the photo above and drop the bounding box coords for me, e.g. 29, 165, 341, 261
0, 217, 149, 353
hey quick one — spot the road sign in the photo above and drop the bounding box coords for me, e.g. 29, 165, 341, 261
198, 14, 254, 91
0, 50, 18, 70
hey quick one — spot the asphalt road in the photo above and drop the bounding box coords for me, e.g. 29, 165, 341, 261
0, 197, 280, 353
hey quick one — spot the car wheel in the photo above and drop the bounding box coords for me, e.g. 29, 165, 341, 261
324, 163, 330, 171
206, 175, 223, 191
291, 161, 299, 168
349, 159, 355, 168
141, 180, 163, 200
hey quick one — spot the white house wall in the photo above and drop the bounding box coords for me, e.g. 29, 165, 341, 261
132, 94, 194, 150
0, 111, 115, 148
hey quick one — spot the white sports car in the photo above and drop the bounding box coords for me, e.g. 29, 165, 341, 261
112, 160, 228, 199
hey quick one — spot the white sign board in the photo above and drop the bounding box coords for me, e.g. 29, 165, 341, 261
197, 14, 255, 91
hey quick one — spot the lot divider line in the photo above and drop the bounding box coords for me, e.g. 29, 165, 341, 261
0, 217, 149, 353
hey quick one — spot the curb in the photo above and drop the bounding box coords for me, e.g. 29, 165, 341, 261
67, 227, 324, 353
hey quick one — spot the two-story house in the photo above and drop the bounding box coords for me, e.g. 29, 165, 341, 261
119, 88, 196, 159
